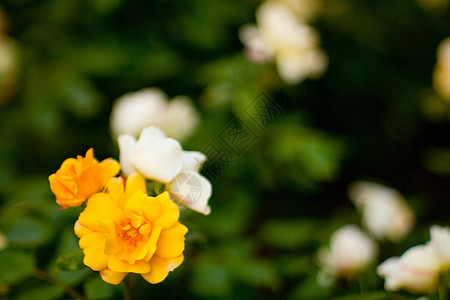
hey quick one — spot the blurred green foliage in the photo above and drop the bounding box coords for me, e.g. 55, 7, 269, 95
0, 0, 449, 299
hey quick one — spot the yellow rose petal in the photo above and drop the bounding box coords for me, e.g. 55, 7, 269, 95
142, 255, 184, 284
74, 220, 93, 238
155, 223, 187, 259
108, 256, 150, 274
144, 225, 162, 261
153, 192, 179, 229
74, 174, 186, 285
100, 268, 127, 285
125, 173, 147, 198
80, 233, 108, 271
99, 158, 121, 178
49, 148, 120, 208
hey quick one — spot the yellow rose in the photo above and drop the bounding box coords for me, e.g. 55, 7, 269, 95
49, 148, 120, 208
74, 174, 187, 285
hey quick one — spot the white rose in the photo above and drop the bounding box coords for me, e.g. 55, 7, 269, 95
348, 181, 415, 243
272, 0, 323, 21
118, 126, 212, 215
427, 225, 450, 269
377, 245, 441, 294
256, 2, 318, 52
433, 37, 450, 102
238, 24, 274, 64
166, 151, 212, 215
110, 88, 199, 141
276, 47, 327, 84
436, 37, 450, 66
118, 126, 183, 183
162, 96, 199, 141
318, 225, 378, 276
110, 88, 168, 137
240, 1, 327, 84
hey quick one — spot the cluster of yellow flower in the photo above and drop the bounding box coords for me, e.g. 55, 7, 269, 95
49, 128, 210, 285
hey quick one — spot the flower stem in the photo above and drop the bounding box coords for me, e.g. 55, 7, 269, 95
33, 268, 87, 300
439, 279, 447, 300
123, 274, 134, 300
358, 275, 365, 296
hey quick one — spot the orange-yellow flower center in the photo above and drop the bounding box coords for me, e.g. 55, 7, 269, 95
125, 227, 139, 239
118, 221, 143, 246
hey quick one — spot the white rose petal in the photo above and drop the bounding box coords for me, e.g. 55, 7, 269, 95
110, 88, 168, 137
167, 171, 212, 215
274, 0, 323, 21
118, 134, 138, 176
434, 37, 450, 102
238, 24, 274, 63
428, 225, 450, 268
163, 96, 199, 141
240, 1, 327, 84
318, 225, 378, 276
377, 245, 441, 294
120, 126, 183, 183
348, 181, 415, 243
110, 88, 199, 141
181, 151, 207, 172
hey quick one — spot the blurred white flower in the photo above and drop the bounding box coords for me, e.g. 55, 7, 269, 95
110, 87, 199, 141
348, 181, 415, 243
377, 245, 441, 294
162, 96, 200, 141
0, 36, 19, 105
239, 1, 327, 84
272, 0, 323, 21
318, 225, 378, 281
118, 126, 183, 183
238, 24, 274, 64
0, 38, 14, 75
436, 37, 450, 63
0, 231, 7, 250
416, 0, 449, 13
275, 47, 327, 84
433, 37, 450, 103
427, 225, 450, 269
166, 151, 212, 215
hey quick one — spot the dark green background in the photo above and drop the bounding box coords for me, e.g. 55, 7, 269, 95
0, 0, 449, 299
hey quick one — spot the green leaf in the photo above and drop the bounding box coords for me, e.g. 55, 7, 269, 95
423, 147, 450, 176
265, 117, 345, 192
331, 291, 399, 300
259, 220, 322, 249
44, 226, 90, 285
14, 283, 63, 300
277, 255, 315, 277
5, 217, 54, 248
0, 249, 35, 285
56, 249, 85, 272
91, 0, 124, 14
290, 276, 330, 300
232, 258, 280, 290
190, 254, 232, 297
84, 275, 119, 299
189, 190, 254, 239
